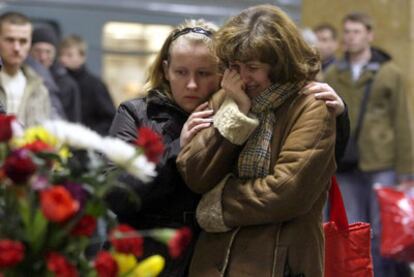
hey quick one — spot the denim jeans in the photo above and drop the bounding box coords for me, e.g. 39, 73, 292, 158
336, 169, 410, 277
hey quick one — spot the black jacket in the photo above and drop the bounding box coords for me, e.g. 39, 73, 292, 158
107, 90, 200, 277
67, 65, 115, 135
107, 90, 199, 227
51, 63, 82, 122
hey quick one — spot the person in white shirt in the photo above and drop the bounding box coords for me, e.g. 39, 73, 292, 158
0, 11, 50, 127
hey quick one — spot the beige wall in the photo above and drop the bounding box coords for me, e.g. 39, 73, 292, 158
302, 0, 413, 99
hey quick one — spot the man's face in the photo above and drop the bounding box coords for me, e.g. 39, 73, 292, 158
315, 29, 338, 61
0, 22, 32, 73
30, 42, 56, 68
343, 20, 372, 54
59, 46, 85, 70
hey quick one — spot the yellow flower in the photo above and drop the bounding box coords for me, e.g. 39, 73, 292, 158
113, 253, 137, 275
131, 255, 165, 277
12, 126, 58, 149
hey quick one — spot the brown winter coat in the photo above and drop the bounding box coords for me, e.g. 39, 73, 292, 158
177, 90, 336, 277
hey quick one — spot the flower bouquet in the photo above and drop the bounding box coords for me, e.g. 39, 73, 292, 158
0, 115, 191, 277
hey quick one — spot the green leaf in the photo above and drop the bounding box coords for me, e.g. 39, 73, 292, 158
18, 197, 31, 235
85, 200, 106, 217
31, 209, 48, 253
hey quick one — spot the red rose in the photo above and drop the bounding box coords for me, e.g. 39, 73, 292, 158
109, 224, 143, 257
0, 239, 24, 268
23, 140, 53, 153
0, 115, 15, 142
40, 186, 79, 223
46, 252, 78, 277
3, 149, 36, 184
94, 251, 118, 277
70, 215, 97, 237
135, 127, 164, 163
168, 227, 192, 258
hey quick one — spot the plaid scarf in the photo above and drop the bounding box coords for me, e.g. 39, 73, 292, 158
237, 83, 300, 178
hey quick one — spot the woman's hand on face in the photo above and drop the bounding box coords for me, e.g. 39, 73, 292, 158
301, 81, 345, 116
180, 102, 214, 147
221, 69, 251, 114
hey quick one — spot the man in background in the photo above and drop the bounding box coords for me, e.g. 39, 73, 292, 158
0, 11, 50, 127
324, 12, 413, 277
30, 27, 81, 122
59, 34, 115, 135
314, 23, 338, 72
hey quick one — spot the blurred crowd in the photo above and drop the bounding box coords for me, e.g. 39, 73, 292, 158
0, 12, 115, 135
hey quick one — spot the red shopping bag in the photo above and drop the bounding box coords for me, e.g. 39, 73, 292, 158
375, 186, 414, 262
324, 176, 373, 277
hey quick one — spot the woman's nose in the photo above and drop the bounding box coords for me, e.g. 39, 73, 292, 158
187, 76, 198, 89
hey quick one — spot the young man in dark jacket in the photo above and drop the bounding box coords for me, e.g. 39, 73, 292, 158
59, 34, 115, 135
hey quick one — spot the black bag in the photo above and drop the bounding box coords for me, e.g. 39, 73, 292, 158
338, 78, 374, 172
339, 136, 359, 171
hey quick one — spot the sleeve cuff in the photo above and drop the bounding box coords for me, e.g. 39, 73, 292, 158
213, 97, 259, 145
196, 174, 232, 233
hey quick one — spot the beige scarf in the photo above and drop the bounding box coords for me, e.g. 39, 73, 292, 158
237, 83, 300, 178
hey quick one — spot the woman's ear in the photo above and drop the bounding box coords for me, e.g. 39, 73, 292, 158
163, 60, 170, 81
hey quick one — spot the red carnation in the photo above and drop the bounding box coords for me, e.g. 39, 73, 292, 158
0, 239, 24, 268
70, 215, 97, 237
94, 251, 118, 277
3, 149, 36, 184
46, 252, 78, 277
0, 115, 15, 142
168, 227, 192, 258
40, 186, 79, 223
109, 224, 143, 257
135, 127, 164, 163
23, 140, 53, 153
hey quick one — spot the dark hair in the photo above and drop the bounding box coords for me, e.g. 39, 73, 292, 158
343, 12, 373, 31
215, 4, 320, 85
313, 23, 337, 39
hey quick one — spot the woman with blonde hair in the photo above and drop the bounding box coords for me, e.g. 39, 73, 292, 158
107, 19, 221, 276
177, 5, 337, 276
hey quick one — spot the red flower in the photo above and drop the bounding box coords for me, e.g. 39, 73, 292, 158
0, 239, 24, 268
94, 251, 118, 277
40, 186, 79, 223
23, 140, 53, 153
46, 252, 78, 277
70, 215, 97, 237
135, 127, 164, 163
109, 224, 143, 257
0, 115, 15, 142
168, 227, 192, 258
2, 149, 36, 184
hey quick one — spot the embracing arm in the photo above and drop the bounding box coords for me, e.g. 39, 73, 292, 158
196, 97, 336, 232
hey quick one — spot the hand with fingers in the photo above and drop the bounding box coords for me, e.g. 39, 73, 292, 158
301, 81, 345, 116
180, 102, 214, 147
221, 69, 251, 114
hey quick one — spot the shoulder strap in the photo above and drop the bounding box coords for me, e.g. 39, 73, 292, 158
353, 69, 377, 140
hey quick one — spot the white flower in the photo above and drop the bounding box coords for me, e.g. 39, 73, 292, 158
42, 120, 156, 182
101, 137, 156, 182
43, 120, 102, 149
